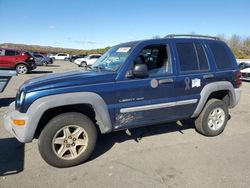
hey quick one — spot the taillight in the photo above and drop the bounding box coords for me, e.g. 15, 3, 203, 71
236, 70, 242, 88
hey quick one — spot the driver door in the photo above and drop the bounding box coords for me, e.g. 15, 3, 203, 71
114, 43, 177, 130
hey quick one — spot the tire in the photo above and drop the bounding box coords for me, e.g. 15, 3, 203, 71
43, 62, 48, 66
16, 64, 28, 74
195, 99, 229, 137
38, 112, 97, 168
51, 57, 55, 61
80, 61, 87, 67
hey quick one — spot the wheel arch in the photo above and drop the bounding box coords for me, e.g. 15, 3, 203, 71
15, 61, 30, 68
192, 81, 237, 118
35, 103, 98, 138
25, 92, 112, 141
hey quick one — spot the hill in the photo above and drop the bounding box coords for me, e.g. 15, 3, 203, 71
0, 43, 110, 55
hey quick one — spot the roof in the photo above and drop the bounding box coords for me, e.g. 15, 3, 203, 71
118, 34, 221, 47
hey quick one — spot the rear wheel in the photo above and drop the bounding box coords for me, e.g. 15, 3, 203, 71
38, 112, 97, 168
16, 64, 28, 74
195, 99, 229, 136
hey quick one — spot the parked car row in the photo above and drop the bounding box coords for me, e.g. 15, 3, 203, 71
0, 48, 56, 74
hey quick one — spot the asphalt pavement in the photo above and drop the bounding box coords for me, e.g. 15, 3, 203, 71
0, 61, 250, 188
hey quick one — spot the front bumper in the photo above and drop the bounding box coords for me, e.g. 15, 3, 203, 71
75, 61, 81, 65
4, 102, 31, 143
30, 62, 37, 70
241, 77, 250, 81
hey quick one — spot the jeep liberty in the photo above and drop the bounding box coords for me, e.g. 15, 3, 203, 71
4, 35, 241, 167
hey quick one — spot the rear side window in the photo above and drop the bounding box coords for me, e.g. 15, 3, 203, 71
5, 50, 16, 56
208, 42, 232, 70
91, 55, 100, 59
58, 53, 67, 56
176, 42, 209, 72
34, 54, 43, 58
177, 43, 198, 71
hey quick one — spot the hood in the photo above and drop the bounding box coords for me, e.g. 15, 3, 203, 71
21, 70, 116, 93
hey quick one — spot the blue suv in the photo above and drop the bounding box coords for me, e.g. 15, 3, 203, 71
4, 35, 242, 167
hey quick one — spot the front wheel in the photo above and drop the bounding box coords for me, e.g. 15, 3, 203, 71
195, 99, 229, 136
38, 112, 97, 168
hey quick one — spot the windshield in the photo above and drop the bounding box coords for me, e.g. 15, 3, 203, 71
91, 45, 134, 72
84, 55, 90, 59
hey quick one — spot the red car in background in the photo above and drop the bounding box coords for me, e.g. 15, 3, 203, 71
0, 48, 37, 74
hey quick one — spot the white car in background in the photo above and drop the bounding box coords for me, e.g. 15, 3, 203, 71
49, 53, 70, 61
74, 54, 101, 67
238, 61, 250, 81
241, 67, 250, 81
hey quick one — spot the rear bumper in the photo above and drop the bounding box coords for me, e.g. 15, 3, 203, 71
230, 88, 241, 108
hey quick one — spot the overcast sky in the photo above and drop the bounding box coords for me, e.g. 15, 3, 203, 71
0, 0, 249, 49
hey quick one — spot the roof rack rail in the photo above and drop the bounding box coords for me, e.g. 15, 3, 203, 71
164, 34, 220, 40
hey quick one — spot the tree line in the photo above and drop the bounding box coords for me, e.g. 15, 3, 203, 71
0, 43, 110, 55
1, 34, 250, 59
217, 34, 250, 59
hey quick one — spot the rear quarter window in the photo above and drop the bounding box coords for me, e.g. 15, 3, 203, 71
208, 42, 233, 70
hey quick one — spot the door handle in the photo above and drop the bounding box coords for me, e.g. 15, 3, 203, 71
159, 78, 174, 84
203, 74, 214, 79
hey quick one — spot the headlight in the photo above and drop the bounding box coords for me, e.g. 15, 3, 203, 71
16, 90, 25, 109
20, 91, 25, 105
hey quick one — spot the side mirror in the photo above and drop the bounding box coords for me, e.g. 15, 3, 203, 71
133, 64, 148, 78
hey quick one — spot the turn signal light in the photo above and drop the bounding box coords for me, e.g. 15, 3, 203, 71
12, 119, 26, 126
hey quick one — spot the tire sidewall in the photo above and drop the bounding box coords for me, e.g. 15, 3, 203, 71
38, 112, 97, 168
81, 61, 87, 67
201, 100, 229, 136
16, 64, 28, 74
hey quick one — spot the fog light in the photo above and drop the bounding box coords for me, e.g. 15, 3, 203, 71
12, 119, 26, 126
